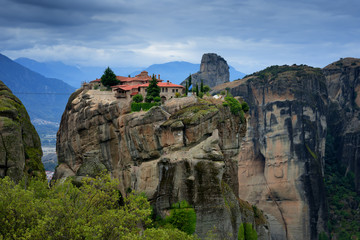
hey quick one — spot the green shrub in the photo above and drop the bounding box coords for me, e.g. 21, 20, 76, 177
154, 96, 161, 102
133, 94, 143, 103
131, 102, 142, 112
238, 223, 245, 240
145, 96, 153, 103
241, 102, 249, 112
142, 102, 159, 111
166, 200, 197, 235
131, 102, 160, 112
175, 92, 181, 98
238, 223, 257, 240
224, 96, 242, 116
203, 85, 211, 93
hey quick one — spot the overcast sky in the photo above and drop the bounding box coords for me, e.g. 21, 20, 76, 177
1, 0, 359, 73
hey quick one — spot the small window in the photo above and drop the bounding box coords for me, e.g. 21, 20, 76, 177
172, 89, 175, 93
162, 88, 164, 92
166, 88, 168, 92
145, 89, 147, 92
176, 89, 178, 92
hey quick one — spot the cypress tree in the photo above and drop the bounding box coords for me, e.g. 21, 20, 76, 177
185, 81, 188, 96
188, 74, 192, 89
200, 79, 204, 93
195, 84, 199, 96
146, 74, 160, 102
101, 67, 119, 87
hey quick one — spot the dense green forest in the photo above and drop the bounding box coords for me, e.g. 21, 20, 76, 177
0, 174, 199, 240
324, 132, 360, 239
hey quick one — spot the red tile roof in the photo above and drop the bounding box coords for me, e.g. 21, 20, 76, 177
112, 82, 184, 91
90, 78, 101, 83
115, 85, 140, 91
137, 82, 184, 88
110, 71, 183, 92
130, 92, 139, 96
158, 82, 184, 88
116, 76, 133, 81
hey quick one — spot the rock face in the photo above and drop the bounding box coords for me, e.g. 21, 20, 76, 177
214, 65, 328, 240
323, 58, 360, 193
54, 89, 270, 239
181, 53, 230, 88
0, 80, 44, 181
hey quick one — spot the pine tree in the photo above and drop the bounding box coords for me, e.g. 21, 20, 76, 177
146, 74, 160, 102
101, 67, 119, 87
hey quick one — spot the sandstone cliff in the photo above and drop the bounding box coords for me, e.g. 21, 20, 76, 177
0, 80, 44, 181
181, 53, 230, 88
323, 58, 360, 193
214, 65, 328, 240
54, 90, 269, 239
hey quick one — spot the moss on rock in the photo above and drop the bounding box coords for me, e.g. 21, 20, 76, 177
0, 80, 44, 181
170, 103, 219, 126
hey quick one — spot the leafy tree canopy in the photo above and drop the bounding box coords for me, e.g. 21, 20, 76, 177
0, 174, 199, 240
203, 85, 211, 93
132, 94, 143, 103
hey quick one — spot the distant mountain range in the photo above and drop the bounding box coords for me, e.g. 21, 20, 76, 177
15, 58, 246, 87
14, 57, 141, 88
0, 53, 75, 146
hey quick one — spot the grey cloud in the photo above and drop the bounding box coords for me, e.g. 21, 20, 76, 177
0, 0, 359, 73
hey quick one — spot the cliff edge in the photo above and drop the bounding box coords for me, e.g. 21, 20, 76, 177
0, 80, 44, 181
214, 65, 328, 240
54, 89, 270, 239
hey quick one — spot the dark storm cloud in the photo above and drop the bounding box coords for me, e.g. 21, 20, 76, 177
1, 0, 360, 72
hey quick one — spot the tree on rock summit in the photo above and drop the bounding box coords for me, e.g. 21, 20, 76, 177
146, 74, 160, 102
101, 67, 119, 87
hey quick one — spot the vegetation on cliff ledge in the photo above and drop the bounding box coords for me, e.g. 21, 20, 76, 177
244, 64, 323, 81
166, 103, 219, 126
222, 95, 248, 123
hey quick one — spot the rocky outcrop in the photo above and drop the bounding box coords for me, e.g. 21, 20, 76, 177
181, 53, 230, 88
214, 65, 328, 240
0, 80, 44, 181
54, 89, 270, 239
323, 58, 360, 193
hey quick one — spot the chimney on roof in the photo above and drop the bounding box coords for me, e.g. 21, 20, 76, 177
158, 74, 160, 80
167, 80, 169, 84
